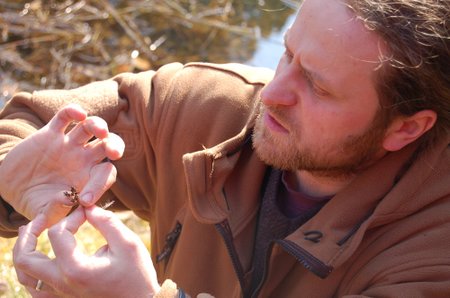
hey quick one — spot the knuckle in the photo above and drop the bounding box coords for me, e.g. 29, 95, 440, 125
106, 167, 118, 185
109, 132, 122, 141
13, 254, 30, 271
103, 209, 115, 219
110, 164, 117, 178
89, 116, 108, 130
86, 180, 109, 197
99, 208, 116, 224
100, 163, 117, 183
47, 225, 63, 239
15, 271, 28, 285
89, 115, 105, 124
123, 234, 143, 251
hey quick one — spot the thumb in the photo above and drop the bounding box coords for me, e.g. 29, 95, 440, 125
78, 162, 117, 206
84, 205, 139, 251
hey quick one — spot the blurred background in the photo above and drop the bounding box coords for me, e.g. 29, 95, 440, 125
0, 0, 299, 297
0, 0, 299, 105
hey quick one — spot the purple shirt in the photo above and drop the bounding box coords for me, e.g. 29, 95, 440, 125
278, 171, 332, 218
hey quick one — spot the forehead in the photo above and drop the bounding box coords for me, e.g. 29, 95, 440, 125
285, 0, 388, 102
289, 0, 387, 72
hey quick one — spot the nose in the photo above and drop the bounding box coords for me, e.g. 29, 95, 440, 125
261, 67, 297, 107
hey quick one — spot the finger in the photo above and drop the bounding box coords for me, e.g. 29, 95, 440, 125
13, 214, 47, 257
16, 258, 59, 294
84, 205, 138, 250
47, 104, 87, 133
82, 132, 124, 163
22, 276, 59, 297
47, 207, 86, 265
80, 138, 106, 163
78, 162, 117, 206
13, 216, 60, 292
17, 209, 86, 297
66, 116, 109, 145
102, 133, 125, 161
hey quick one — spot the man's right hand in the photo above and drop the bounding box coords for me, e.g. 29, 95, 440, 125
0, 104, 125, 227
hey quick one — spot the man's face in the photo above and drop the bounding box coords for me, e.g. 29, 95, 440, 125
253, 0, 390, 177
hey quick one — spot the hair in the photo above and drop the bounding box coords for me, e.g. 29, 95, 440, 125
346, 0, 450, 148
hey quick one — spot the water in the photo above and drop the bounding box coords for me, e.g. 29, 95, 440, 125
247, 13, 295, 69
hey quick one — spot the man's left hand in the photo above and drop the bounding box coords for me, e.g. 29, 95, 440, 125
13, 206, 160, 298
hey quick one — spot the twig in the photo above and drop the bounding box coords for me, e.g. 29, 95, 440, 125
97, 0, 155, 60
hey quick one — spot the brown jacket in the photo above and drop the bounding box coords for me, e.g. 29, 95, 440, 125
1, 62, 450, 297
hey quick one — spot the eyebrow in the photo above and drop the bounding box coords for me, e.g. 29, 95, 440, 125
283, 31, 333, 89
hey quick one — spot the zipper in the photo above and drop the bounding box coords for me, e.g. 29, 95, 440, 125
249, 240, 332, 297
276, 239, 333, 279
156, 222, 182, 263
248, 242, 274, 298
215, 220, 247, 293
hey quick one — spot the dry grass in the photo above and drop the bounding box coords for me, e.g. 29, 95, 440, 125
0, 0, 298, 104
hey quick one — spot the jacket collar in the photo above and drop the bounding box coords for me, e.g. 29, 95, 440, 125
183, 124, 450, 271
182, 123, 261, 224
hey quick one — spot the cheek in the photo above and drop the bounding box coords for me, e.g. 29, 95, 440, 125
298, 102, 343, 135
299, 106, 366, 145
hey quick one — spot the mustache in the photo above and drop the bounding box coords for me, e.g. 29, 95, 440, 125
261, 104, 292, 131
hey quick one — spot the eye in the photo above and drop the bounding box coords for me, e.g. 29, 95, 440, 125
306, 77, 328, 96
283, 49, 294, 61
311, 84, 329, 97
282, 49, 331, 98
302, 71, 329, 97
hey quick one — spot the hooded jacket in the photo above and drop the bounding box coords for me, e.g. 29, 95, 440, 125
1, 62, 449, 297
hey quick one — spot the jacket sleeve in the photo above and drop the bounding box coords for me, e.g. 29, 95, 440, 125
0, 63, 185, 237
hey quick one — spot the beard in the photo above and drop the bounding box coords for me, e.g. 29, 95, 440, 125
252, 104, 389, 178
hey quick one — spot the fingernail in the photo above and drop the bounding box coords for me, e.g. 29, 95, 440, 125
81, 193, 93, 205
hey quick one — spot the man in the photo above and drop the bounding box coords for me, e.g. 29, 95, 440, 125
1, 0, 449, 297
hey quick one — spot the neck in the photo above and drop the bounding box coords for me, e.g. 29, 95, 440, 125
294, 170, 357, 197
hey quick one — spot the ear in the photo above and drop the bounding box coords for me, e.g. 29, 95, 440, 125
382, 110, 437, 152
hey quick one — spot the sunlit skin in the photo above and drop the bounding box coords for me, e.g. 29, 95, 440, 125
252, 0, 391, 197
